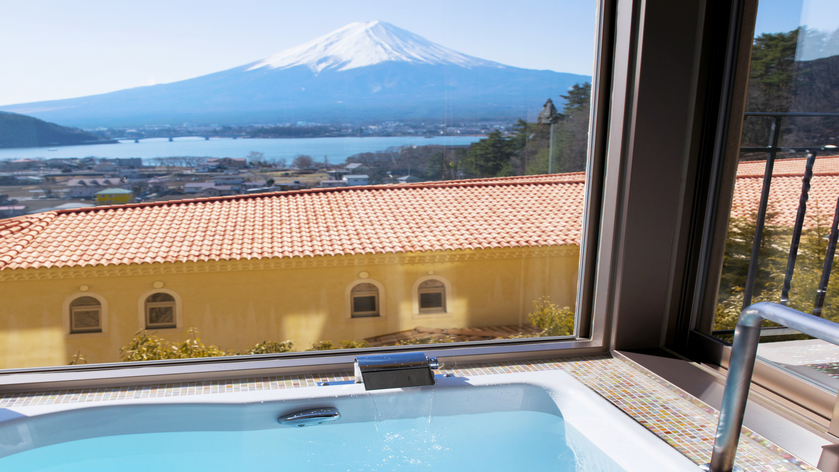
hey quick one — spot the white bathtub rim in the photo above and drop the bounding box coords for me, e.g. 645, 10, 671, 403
5, 370, 700, 471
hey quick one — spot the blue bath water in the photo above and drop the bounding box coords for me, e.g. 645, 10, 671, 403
0, 411, 625, 471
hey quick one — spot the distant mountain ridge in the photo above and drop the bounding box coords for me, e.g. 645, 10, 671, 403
0, 21, 591, 128
0, 112, 112, 149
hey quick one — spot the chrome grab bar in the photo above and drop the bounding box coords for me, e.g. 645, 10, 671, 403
704, 302, 839, 472
278, 407, 341, 427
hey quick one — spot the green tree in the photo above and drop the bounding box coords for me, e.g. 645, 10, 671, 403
714, 200, 839, 330
426, 151, 447, 180
246, 151, 265, 166
717, 207, 788, 303
292, 154, 315, 170
561, 83, 591, 114
524, 82, 591, 174
463, 130, 513, 177
749, 31, 799, 112
553, 83, 591, 173
509, 119, 550, 175
741, 30, 799, 148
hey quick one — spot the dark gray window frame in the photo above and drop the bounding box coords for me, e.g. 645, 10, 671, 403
661, 0, 839, 424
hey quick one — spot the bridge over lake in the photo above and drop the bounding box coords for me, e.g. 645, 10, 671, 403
117, 135, 248, 143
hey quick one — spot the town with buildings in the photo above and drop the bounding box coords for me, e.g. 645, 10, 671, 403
0, 153, 437, 218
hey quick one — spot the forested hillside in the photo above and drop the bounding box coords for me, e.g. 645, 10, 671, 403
0, 112, 111, 149
741, 28, 839, 150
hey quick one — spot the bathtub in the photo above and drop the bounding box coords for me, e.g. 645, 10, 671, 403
0, 370, 699, 471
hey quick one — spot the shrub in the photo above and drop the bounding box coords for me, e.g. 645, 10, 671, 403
528, 296, 575, 337
306, 340, 371, 351
306, 341, 335, 351
243, 340, 294, 355
120, 329, 227, 361
68, 351, 87, 365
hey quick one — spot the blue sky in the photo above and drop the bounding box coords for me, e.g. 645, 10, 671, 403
0, 1, 597, 105
0, 0, 836, 107
755, 0, 838, 35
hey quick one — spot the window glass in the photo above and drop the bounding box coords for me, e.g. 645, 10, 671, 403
70, 296, 102, 333
147, 293, 175, 304
352, 297, 378, 316
0, 1, 597, 367
712, 0, 839, 392
420, 292, 444, 310
145, 293, 176, 329
351, 283, 380, 318
418, 279, 446, 313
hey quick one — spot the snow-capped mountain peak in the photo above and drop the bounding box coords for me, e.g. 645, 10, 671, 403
247, 21, 502, 73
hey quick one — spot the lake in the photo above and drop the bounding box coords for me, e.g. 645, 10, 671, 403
0, 136, 482, 165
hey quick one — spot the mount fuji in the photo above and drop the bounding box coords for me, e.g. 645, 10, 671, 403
1, 21, 590, 128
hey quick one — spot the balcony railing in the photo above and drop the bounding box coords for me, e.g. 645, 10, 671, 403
712, 112, 839, 339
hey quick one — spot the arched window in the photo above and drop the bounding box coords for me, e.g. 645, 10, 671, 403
418, 279, 446, 313
70, 296, 102, 333
145, 292, 177, 329
351, 283, 380, 318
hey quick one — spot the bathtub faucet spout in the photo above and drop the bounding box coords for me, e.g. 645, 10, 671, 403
354, 352, 439, 390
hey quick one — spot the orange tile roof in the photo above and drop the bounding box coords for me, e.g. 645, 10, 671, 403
0, 176, 585, 271
732, 155, 839, 227
407, 172, 587, 185
3, 156, 837, 272
737, 155, 839, 177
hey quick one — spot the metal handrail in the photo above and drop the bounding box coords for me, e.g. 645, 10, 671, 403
705, 302, 839, 472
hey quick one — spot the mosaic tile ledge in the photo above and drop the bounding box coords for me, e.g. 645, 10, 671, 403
446, 356, 814, 471
808, 362, 839, 379
612, 352, 815, 472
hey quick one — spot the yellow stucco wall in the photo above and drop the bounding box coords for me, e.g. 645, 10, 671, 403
0, 246, 579, 369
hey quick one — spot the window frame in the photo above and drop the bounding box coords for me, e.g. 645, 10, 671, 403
69, 297, 102, 334
145, 293, 177, 329
137, 289, 182, 331
0, 0, 618, 389
346, 280, 384, 319
62, 292, 109, 337
418, 287, 444, 313
660, 0, 839, 424
412, 275, 451, 317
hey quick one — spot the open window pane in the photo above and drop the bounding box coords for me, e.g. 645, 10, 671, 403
0, 1, 599, 367
711, 0, 839, 392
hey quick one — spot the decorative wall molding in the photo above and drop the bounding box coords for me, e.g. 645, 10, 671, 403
0, 245, 579, 282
